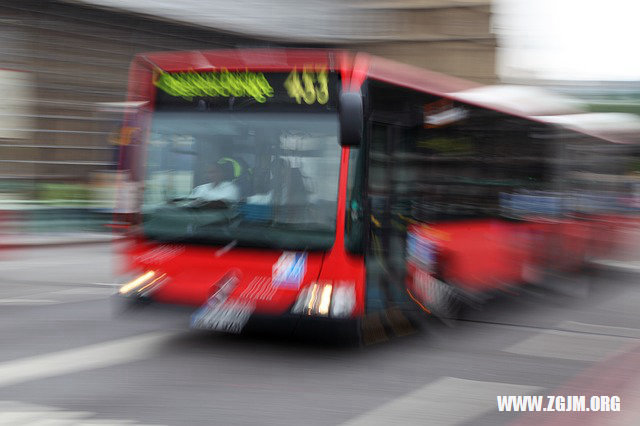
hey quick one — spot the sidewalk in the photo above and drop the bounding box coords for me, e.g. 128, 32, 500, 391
0, 203, 122, 248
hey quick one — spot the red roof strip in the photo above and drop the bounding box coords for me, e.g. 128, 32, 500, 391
338, 51, 352, 90
140, 49, 343, 73
349, 53, 371, 92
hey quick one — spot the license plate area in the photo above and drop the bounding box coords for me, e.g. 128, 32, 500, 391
190, 301, 254, 333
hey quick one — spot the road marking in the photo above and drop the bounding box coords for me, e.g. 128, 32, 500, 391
0, 401, 165, 425
558, 321, 640, 340
0, 298, 57, 305
340, 377, 540, 426
504, 329, 633, 362
0, 331, 177, 388
0, 409, 92, 425
589, 259, 640, 272
91, 282, 121, 287
0, 280, 120, 287
0, 258, 109, 271
36, 287, 114, 302
0, 287, 114, 306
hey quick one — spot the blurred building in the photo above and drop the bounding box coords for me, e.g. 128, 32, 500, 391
72, 0, 496, 82
0, 0, 496, 184
0, 0, 264, 185
346, 1, 495, 83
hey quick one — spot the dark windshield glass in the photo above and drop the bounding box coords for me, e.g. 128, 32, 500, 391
142, 112, 341, 250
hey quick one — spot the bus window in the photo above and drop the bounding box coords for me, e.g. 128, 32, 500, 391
401, 109, 554, 223
345, 146, 364, 254
141, 112, 341, 251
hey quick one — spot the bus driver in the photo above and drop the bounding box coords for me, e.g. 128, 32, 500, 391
189, 160, 240, 203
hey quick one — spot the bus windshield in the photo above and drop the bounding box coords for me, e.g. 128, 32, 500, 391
142, 112, 341, 250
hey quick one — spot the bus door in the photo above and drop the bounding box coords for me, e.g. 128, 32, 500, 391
366, 118, 416, 314
364, 81, 437, 325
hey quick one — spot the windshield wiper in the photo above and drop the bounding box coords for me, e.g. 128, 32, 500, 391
215, 239, 238, 257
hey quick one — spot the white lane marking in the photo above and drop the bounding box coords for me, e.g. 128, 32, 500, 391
1, 281, 119, 288
0, 332, 177, 389
504, 329, 632, 362
590, 259, 640, 272
48, 288, 112, 295
35, 287, 114, 301
0, 409, 92, 425
0, 299, 57, 305
0, 401, 165, 425
341, 377, 540, 426
0, 258, 110, 272
90, 282, 121, 287
0, 288, 114, 306
558, 321, 640, 339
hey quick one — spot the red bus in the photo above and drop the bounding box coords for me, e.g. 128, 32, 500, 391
115, 49, 640, 340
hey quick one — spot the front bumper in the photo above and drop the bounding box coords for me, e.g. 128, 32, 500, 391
112, 294, 361, 344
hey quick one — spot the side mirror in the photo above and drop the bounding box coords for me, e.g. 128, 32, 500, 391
339, 91, 363, 147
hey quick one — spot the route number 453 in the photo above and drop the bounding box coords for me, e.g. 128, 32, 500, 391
284, 67, 329, 105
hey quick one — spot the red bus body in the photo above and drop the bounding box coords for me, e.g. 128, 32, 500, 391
116, 49, 640, 334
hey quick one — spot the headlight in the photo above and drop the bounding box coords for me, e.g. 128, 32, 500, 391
330, 283, 356, 318
291, 281, 355, 318
118, 270, 166, 296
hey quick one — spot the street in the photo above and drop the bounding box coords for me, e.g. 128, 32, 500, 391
0, 243, 639, 425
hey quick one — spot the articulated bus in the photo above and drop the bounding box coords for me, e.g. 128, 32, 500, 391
115, 49, 640, 341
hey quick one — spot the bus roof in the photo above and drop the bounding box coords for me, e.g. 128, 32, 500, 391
448, 85, 584, 116
534, 113, 640, 145
136, 48, 640, 145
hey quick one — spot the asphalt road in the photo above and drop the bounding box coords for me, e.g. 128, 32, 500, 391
0, 243, 639, 425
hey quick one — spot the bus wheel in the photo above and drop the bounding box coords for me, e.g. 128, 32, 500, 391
428, 279, 462, 326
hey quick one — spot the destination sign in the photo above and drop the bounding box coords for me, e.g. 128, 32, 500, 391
154, 69, 274, 103
153, 67, 335, 108
284, 67, 328, 105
